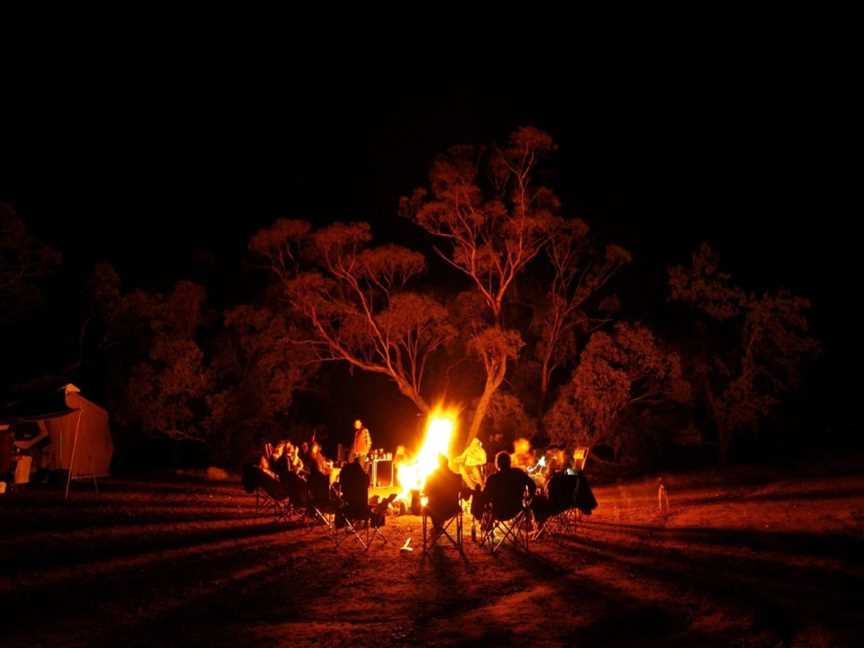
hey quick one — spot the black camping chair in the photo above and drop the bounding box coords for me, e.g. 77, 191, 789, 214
242, 464, 306, 523
532, 470, 597, 541
332, 493, 398, 551
531, 473, 578, 541
368, 493, 398, 548
478, 484, 533, 553
334, 499, 372, 550
422, 491, 464, 556
332, 460, 373, 550
305, 469, 338, 529
243, 464, 292, 522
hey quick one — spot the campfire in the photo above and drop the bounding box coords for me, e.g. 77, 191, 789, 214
396, 404, 459, 503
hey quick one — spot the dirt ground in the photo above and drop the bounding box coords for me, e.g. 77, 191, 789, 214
2, 456, 863, 647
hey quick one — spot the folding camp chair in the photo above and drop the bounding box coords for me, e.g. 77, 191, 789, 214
479, 503, 531, 553
255, 486, 295, 523
422, 493, 464, 556
305, 470, 338, 530
334, 501, 373, 550
332, 494, 397, 551
368, 493, 398, 548
532, 467, 596, 542
310, 503, 337, 532
480, 510, 529, 552
242, 464, 298, 523
531, 507, 580, 541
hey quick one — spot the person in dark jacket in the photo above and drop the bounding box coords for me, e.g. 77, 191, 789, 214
335, 456, 370, 529
338, 456, 369, 513
481, 451, 536, 521
424, 454, 464, 530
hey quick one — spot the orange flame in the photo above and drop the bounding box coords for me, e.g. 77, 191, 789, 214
396, 404, 459, 502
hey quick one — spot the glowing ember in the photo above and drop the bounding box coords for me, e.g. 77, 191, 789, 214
396, 405, 459, 502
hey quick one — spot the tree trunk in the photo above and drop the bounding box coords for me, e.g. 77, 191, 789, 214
535, 363, 553, 444
704, 379, 731, 465
394, 379, 429, 414
466, 351, 510, 444
467, 379, 496, 444
539, 365, 550, 417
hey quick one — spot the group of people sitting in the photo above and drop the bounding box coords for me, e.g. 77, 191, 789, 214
256, 439, 338, 486
243, 433, 596, 541
243, 438, 380, 529
450, 437, 588, 490
245, 440, 330, 507
424, 439, 597, 535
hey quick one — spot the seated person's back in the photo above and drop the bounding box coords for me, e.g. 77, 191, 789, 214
281, 469, 308, 505
307, 467, 331, 504
483, 451, 536, 520
544, 469, 580, 516
424, 454, 464, 526
338, 457, 369, 514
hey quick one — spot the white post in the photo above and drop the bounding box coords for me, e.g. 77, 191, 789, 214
64, 411, 83, 500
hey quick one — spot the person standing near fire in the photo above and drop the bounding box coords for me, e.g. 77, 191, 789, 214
351, 419, 372, 469
453, 438, 487, 490
510, 437, 536, 471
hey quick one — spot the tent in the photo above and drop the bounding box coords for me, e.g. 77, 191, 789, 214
0, 384, 113, 495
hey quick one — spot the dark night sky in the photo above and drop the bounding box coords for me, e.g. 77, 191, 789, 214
1, 53, 858, 444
